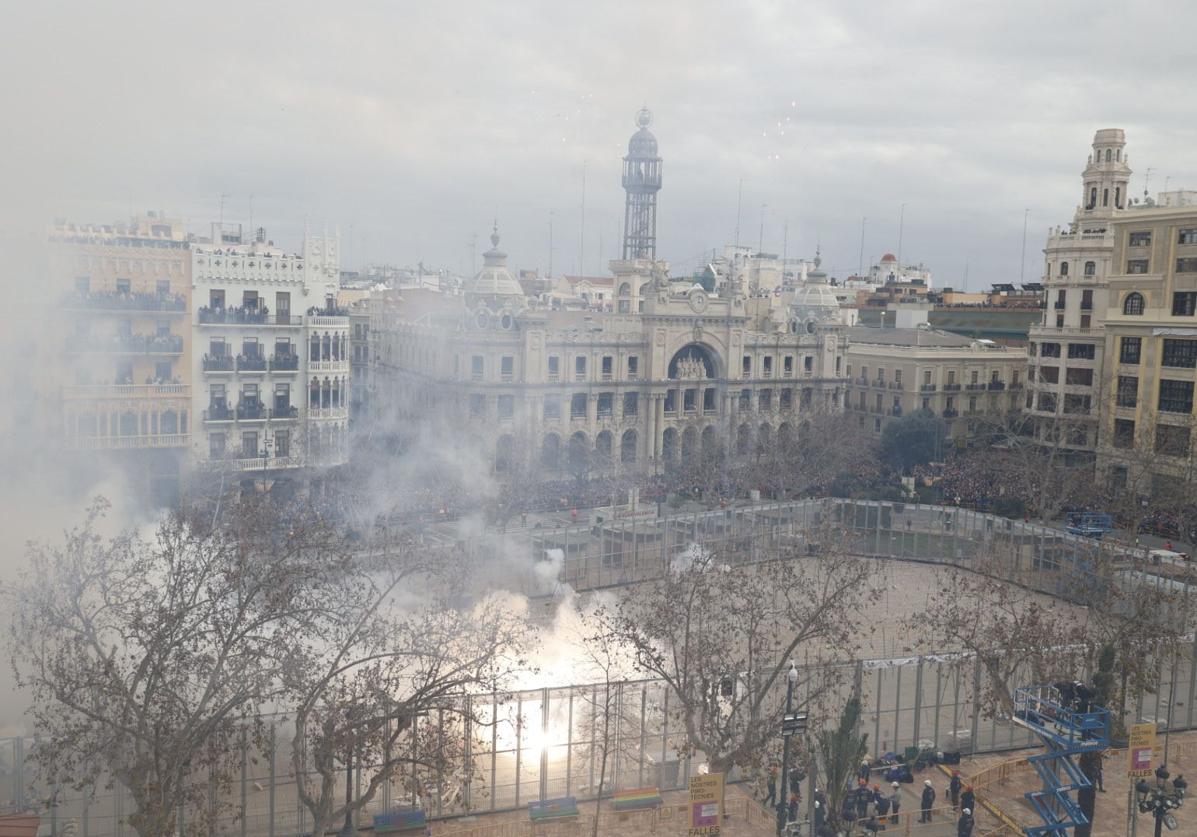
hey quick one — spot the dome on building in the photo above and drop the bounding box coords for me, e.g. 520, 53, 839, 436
880, 252, 897, 263
466, 225, 525, 300
627, 107, 659, 159
789, 252, 840, 324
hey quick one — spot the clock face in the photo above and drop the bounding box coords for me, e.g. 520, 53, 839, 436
689, 288, 708, 313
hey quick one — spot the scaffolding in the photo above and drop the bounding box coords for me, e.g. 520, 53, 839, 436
1012, 685, 1110, 836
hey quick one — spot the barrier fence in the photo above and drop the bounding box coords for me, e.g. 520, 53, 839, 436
2, 499, 1193, 837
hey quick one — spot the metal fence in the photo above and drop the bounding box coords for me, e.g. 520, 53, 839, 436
3, 499, 1192, 837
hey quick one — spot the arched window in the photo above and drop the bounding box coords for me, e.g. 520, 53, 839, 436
1123, 292, 1145, 315
1088, 187, 1097, 209
1116, 149, 1121, 161
321, 334, 331, 361
1105, 149, 1112, 162
1084, 261, 1096, 277
1103, 188, 1109, 207
310, 334, 319, 359
620, 429, 637, 463
1059, 262, 1069, 277
1115, 186, 1122, 209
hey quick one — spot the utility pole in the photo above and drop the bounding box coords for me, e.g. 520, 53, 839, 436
1020, 208, 1030, 284
858, 217, 866, 277
897, 203, 908, 266
781, 219, 789, 285
758, 204, 767, 254
580, 161, 587, 278
735, 178, 745, 248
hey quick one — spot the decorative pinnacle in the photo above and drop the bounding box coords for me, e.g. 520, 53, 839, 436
490, 219, 500, 249
636, 106, 652, 129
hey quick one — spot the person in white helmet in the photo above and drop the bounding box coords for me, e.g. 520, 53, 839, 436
920, 779, 936, 822
888, 781, 901, 824
957, 806, 975, 837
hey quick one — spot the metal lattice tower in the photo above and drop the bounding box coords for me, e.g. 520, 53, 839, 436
1012, 685, 1110, 836
621, 107, 662, 260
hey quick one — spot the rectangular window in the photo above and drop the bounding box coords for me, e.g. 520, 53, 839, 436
783, 356, 793, 375
1129, 231, 1152, 247
894, 369, 902, 385
156, 279, 170, 296
627, 355, 639, 377
804, 355, 813, 373
597, 392, 613, 417
242, 338, 260, 359
1155, 425, 1191, 458
275, 291, 290, 318
155, 360, 172, 381
1178, 258, 1197, 274
1120, 337, 1141, 364
1081, 290, 1093, 311
763, 356, 773, 376
548, 356, 560, 377
543, 398, 560, 420
1065, 368, 1093, 386
275, 430, 290, 458
1127, 260, 1150, 274
780, 389, 792, 409
1116, 376, 1138, 407
739, 389, 750, 409
1038, 366, 1059, 384
501, 356, 514, 379
469, 394, 485, 418
601, 355, 613, 378
575, 356, 587, 377
1172, 292, 1197, 316
1063, 394, 1091, 414
1067, 343, 1096, 359
471, 355, 484, 379
241, 431, 258, 458
116, 278, 131, 294
1040, 342, 1061, 358
759, 389, 772, 410
209, 337, 226, 357
623, 392, 638, 417
1162, 338, 1197, 368
683, 388, 697, 412
571, 393, 587, 418
274, 383, 291, 412
1158, 379, 1195, 414
1038, 393, 1057, 412
664, 390, 677, 413
209, 433, 226, 458
742, 355, 752, 375
242, 291, 259, 310
703, 388, 716, 412
497, 395, 514, 419
210, 289, 225, 308
1180, 228, 1197, 245
1113, 419, 1135, 449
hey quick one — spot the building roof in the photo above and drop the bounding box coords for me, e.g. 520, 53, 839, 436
0, 815, 40, 837
881, 253, 897, 262
846, 325, 979, 348
466, 226, 524, 299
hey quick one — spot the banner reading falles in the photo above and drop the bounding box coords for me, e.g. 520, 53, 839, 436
688, 772, 724, 836
1127, 722, 1157, 778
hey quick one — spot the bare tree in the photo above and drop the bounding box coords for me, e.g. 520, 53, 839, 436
6, 499, 351, 837
609, 526, 878, 774
283, 556, 528, 837
904, 558, 1093, 717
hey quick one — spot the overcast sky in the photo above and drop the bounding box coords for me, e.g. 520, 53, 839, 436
4, 0, 1197, 289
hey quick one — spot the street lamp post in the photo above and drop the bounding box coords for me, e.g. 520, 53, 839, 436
776, 663, 806, 837
1135, 766, 1187, 837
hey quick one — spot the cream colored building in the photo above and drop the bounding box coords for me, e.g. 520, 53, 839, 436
368, 229, 848, 476
844, 326, 1026, 441
1025, 128, 1130, 453
47, 212, 193, 502
1098, 206, 1197, 495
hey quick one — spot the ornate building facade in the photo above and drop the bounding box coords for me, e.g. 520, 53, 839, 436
368, 112, 847, 477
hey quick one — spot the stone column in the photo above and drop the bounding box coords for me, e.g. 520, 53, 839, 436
654, 393, 665, 459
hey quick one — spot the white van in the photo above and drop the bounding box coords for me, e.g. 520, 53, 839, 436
1149, 548, 1191, 567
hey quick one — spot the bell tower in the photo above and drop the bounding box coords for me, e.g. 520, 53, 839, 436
622, 107, 662, 260
1081, 128, 1132, 215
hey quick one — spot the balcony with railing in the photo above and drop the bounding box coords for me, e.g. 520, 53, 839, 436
271, 404, 299, 419
236, 401, 266, 420
943, 382, 962, 391
965, 382, 986, 391
309, 405, 349, 420
988, 380, 1006, 391
66, 333, 184, 355
943, 408, 959, 418
270, 354, 299, 372
203, 404, 233, 422
890, 406, 903, 416
197, 307, 301, 326
63, 383, 190, 400
920, 383, 937, 392
236, 355, 267, 372
63, 290, 187, 313
203, 353, 234, 372
66, 433, 190, 451
888, 381, 904, 390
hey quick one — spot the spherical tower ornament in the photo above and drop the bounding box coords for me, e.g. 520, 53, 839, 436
490, 222, 500, 249
636, 106, 652, 129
